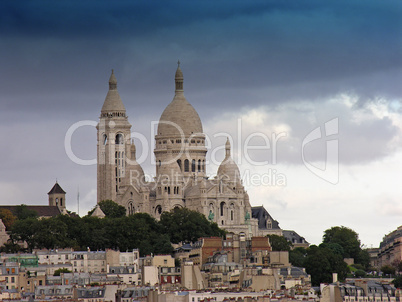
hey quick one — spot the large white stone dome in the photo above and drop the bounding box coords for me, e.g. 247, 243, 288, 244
158, 94, 203, 137
157, 64, 203, 137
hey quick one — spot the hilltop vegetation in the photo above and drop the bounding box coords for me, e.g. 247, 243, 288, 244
1, 203, 225, 256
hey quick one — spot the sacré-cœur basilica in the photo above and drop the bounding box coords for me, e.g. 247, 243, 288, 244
96, 63, 283, 238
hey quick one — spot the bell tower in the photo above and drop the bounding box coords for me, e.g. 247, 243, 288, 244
97, 70, 133, 203
48, 181, 66, 210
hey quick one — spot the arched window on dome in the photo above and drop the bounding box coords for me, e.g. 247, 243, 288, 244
198, 160, 201, 172
202, 160, 205, 172
191, 160, 196, 172
184, 160, 189, 172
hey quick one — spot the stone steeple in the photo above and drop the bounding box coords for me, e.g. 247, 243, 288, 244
101, 70, 126, 117
97, 70, 133, 203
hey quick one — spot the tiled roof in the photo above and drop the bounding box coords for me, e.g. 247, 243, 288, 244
0, 205, 62, 218
251, 206, 280, 230
282, 230, 309, 245
48, 182, 66, 194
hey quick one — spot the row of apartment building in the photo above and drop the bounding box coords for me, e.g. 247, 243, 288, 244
0, 235, 311, 300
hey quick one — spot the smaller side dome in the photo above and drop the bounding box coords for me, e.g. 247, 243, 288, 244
217, 138, 241, 183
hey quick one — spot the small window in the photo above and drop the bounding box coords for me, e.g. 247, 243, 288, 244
220, 202, 225, 216
115, 133, 124, 144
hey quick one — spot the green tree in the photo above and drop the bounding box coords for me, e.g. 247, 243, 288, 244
381, 265, 396, 277
304, 245, 333, 285
304, 245, 349, 286
160, 208, 225, 244
0, 242, 22, 253
0, 209, 16, 230
32, 217, 74, 249
392, 275, 402, 289
98, 200, 126, 218
102, 213, 173, 256
80, 216, 109, 250
289, 247, 307, 267
267, 235, 293, 251
355, 269, 366, 278
320, 242, 344, 256
14, 204, 38, 220
323, 226, 360, 260
54, 268, 72, 276
9, 218, 38, 251
357, 249, 371, 270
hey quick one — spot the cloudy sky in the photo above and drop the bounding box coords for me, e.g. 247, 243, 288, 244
1, 0, 402, 246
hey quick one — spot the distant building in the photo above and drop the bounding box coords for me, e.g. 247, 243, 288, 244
0, 182, 68, 219
378, 225, 402, 268
282, 230, 309, 249
177, 234, 273, 268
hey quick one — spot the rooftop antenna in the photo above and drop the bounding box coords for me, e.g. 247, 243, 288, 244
77, 185, 80, 216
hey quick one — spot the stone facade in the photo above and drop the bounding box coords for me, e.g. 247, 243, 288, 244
96, 65, 277, 237
378, 225, 402, 268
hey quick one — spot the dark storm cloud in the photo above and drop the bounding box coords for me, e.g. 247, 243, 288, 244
0, 1, 290, 38
0, 0, 401, 116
